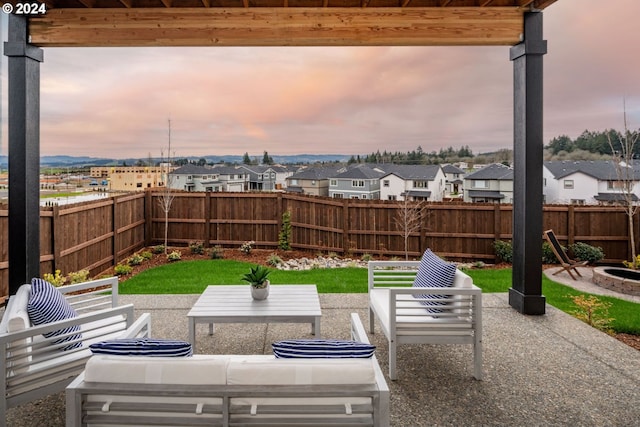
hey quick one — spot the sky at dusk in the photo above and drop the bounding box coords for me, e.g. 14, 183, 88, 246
1, 0, 640, 160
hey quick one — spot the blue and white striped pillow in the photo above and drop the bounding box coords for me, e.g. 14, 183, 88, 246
90, 338, 193, 357
27, 278, 83, 350
272, 339, 375, 359
412, 249, 457, 313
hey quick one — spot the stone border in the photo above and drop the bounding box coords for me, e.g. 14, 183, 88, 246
592, 267, 640, 297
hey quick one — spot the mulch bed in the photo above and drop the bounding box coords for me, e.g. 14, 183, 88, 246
103, 247, 640, 352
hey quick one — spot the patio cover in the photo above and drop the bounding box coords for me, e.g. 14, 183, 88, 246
4, 0, 558, 316
467, 190, 505, 200
594, 192, 640, 203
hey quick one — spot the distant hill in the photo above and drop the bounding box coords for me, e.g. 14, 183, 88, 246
27, 154, 352, 167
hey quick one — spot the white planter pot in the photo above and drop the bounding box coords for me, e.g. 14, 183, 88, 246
250, 280, 270, 300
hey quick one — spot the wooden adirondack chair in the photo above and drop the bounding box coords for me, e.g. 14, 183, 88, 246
543, 230, 589, 280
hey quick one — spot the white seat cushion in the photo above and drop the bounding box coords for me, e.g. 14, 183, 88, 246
85, 354, 229, 385
227, 355, 376, 385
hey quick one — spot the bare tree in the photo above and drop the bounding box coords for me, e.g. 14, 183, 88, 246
158, 119, 175, 254
394, 197, 428, 260
608, 100, 639, 268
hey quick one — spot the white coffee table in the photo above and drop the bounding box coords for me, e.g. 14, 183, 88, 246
187, 284, 322, 347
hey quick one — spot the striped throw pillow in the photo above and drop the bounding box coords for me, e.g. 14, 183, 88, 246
272, 339, 375, 359
90, 338, 193, 357
412, 249, 457, 313
27, 278, 83, 350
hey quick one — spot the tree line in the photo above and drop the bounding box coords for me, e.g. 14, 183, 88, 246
124, 127, 639, 168
546, 129, 640, 158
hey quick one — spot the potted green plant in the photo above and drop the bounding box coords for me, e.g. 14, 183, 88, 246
241, 264, 272, 300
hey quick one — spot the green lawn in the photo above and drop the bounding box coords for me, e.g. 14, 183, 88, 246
119, 260, 640, 335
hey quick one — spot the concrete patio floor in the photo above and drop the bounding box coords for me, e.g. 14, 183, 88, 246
5, 272, 640, 426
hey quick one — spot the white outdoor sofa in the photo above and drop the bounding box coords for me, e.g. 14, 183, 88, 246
66, 313, 390, 427
368, 260, 483, 380
0, 277, 151, 424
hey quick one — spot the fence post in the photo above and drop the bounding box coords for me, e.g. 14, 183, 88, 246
494, 204, 501, 264
342, 199, 350, 255
144, 190, 152, 248
276, 193, 283, 249
52, 204, 61, 274
204, 191, 211, 248
112, 196, 118, 266
567, 205, 575, 246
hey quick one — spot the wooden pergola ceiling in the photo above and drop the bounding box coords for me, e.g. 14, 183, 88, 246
12, 0, 557, 47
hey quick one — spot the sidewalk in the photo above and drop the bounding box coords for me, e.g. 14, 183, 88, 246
6, 288, 639, 426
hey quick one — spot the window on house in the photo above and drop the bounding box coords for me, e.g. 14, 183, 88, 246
472, 180, 487, 189
388, 195, 397, 201
571, 199, 585, 205
607, 181, 624, 190
544, 178, 547, 186
351, 195, 360, 199
290, 179, 298, 185
330, 179, 337, 186
413, 180, 428, 188
564, 179, 574, 189
361, 194, 368, 199
333, 193, 343, 198
352, 180, 365, 187
383, 180, 390, 187
136, 182, 142, 188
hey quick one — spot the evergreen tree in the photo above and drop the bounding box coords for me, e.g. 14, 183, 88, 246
242, 152, 251, 165
262, 151, 274, 165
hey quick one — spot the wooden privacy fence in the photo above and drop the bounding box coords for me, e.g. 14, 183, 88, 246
0, 192, 637, 297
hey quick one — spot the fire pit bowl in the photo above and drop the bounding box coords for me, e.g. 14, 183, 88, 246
592, 267, 640, 296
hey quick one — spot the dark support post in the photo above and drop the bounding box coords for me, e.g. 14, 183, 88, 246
5, 15, 43, 296
509, 11, 546, 315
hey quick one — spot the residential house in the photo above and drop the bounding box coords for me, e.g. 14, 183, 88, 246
463, 163, 513, 203
442, 164, 465, 198
543, 160, 640, 205
91, 166, 167, 192
286, 165, 346, 197
379, 164, 446, 202
329, 164, 385, 199
238, 165, 294, 191
169, 164, 248, 192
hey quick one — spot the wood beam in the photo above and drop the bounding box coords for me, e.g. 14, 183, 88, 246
28, 7, 524, 47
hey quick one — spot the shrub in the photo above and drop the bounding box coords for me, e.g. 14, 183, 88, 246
267, 253, 283, 266
361, 253, 373, 262
278, 211, 292, 250
189, 240, 205, 255
128, 254, 144, 266
623, 255, 640, 269
209, 245, 225, 259
167, 250, 182, 262
569, 295, 614, 332
240, 240, 255, 254
140, 251, 153, 260
114, 264, 133, 276
493, 240, 513, 263
570, 242, 604, 264
152, 245, 165, 254
43, 269, 66, 287
542, 242, 558, 264
67, 269, 90, 284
